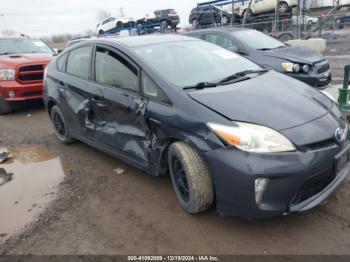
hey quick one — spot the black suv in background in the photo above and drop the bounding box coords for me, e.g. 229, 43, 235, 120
136, 9, 180, 30
189, 6, 240, 29
335, 12, 350, 29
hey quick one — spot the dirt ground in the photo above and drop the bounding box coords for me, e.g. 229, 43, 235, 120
1, 37, 350, 255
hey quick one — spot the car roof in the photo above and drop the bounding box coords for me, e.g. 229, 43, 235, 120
87, 35, 197, 48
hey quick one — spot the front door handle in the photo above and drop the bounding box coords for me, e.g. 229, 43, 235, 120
90, 98, 106, 108
134, 98, 146, 109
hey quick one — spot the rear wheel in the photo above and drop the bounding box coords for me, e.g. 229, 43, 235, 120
242, 9, 253, 20
160, 20, 168, 33
168, 142, 214, 214
117, 21, 123, 28
50, 105, 74, 144
0, 96, 13, 115
279, 1, 290, 13
192, 18, 199, 29
221, 15, 229, 25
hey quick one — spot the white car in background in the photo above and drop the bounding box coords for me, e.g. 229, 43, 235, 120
292, 15, 319, 25
239, 0, 298, 19
97, 16, 135, 35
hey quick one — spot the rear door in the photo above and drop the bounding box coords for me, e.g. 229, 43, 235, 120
59, 44, 105, 139
93, 45, 151, 165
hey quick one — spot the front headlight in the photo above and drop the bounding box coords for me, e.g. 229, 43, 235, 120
207, 122, 296, 153
0, 69, 15, 81
281, 62, 300, 73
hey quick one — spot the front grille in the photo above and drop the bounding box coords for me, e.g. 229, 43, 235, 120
23, 91, 42, 97
291, 170, 335, 205
314, 60, 330, 74
17, 64, 45, 82
305, 138, 336, 151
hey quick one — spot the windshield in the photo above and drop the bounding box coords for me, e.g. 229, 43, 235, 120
231, 30, 285, 50
133, 40, 262, 87
0, 38, 54, 55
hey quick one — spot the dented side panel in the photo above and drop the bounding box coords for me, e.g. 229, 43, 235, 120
97, 86, 151, 166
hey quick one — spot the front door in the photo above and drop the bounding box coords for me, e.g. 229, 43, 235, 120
93, 45, 151, 165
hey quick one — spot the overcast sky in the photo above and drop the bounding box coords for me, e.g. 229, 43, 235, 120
0, 0, 204, 37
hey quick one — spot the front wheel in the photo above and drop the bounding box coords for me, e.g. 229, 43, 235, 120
0, 96, 13, 115
168, 142, 214, 214
50, 105, 74, 144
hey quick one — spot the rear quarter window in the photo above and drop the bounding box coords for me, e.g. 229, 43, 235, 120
66, 46, 92, 79
57, 52, 68, 72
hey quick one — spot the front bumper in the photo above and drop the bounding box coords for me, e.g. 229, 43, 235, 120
202, 142, 349, 219
0, 81, 43, 102
287, 70, 332, 89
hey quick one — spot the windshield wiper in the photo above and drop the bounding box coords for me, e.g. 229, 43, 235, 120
256, 48, 272, 51
0, 52, 11, 55
183, 82, 218, 90
219, 69, 268, 84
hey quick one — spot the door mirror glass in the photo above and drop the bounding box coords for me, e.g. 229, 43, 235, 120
142, 72, 170, 104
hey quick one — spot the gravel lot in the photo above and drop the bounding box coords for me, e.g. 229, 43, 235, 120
0, 36, 350, 255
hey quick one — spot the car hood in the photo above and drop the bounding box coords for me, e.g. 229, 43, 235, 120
259, 45, 325, 64
0, 53, 53, 68
188, 71, 334, 131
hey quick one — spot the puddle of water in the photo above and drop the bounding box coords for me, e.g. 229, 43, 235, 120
0, 146, 65, 243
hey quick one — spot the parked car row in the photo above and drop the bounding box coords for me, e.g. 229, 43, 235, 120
97, 9, 180, 35
185, 28, 331, 88
40, 34, 348, 219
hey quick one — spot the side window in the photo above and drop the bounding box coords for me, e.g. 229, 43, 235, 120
95, 46, 138, 92
66, 46, 91, 79
142, 72, 170, 104
205, 34, 234, 49
57, 52, 68, 72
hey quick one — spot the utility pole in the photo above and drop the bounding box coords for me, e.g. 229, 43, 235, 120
119, 7, 124, 17
0, 14, 9, 36
274, 0, 280, 32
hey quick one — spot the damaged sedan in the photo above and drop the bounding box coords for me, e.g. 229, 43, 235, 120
43, 35, 350, 219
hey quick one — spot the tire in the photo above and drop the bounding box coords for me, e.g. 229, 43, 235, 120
50, 105, 74, 144
242, 9, 252, 20
0, 96, 13, 115
168, 142, 214, 214
117, 21, 123, 28
279, 2, 289, 13
160, 20, 168, 33
98, 30, 104, 36
278, 33, 294, 42
221, 15, 229, 25
192, 18, 199, 29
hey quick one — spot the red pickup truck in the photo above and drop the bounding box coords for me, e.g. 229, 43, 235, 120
0, 37, 55, 115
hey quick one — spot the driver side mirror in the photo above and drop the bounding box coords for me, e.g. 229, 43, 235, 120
228, 46, 247, 55
228, 46, 239, 52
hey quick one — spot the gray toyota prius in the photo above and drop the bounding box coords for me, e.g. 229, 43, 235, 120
43, 35, 350, 219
